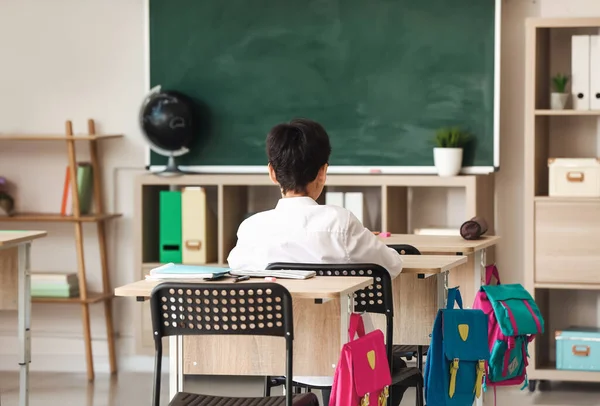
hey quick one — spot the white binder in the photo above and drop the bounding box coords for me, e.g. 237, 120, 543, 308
344, 192, 365, 224
590, 35, 600, 110
325, 191, 344, 207
181, 187, 217, 264
572, 35, 591, 110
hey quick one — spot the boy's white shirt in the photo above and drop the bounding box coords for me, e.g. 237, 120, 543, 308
227, 196, 402, 388
227, 196, 403, 277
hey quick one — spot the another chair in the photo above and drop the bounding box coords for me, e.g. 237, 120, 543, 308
264, 263, 424, 406
388, 244, 429, 372
149, 282, 319, 406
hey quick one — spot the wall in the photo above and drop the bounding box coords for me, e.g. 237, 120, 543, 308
0, 0, 599, 374
0, 0, 148, 372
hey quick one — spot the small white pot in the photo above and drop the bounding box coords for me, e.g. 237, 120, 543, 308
550, 92, 569, 110
434, 147, 463, 177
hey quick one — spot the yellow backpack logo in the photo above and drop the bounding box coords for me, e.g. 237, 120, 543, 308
367, 350, 376, 370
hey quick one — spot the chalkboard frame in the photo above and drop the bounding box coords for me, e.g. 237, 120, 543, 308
142, 0, 501, 175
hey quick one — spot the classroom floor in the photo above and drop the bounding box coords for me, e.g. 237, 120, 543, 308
0, 371, 599, 405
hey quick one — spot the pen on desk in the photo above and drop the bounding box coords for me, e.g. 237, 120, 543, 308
234, 275, 250, 283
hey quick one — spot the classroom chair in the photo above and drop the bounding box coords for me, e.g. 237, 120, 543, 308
264, 263, 424, 406
149, 282, 320, 406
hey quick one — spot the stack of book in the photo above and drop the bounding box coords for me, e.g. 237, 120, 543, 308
31, 272, 79, 298
146, 263, 230, 281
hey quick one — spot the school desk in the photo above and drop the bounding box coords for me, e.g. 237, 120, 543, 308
380, 234, 501, 307
0, 230, 48, 406
115, 254, 466, 400
116, 276, 370, 399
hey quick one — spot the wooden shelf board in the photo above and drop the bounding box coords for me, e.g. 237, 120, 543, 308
0, 213, 122, 222
535, 109, 600, 116
137, 173, 483, 188
532, 364, 600, 382
0, 134, 123, 141
534, 196, 600, 203
32, 291, 113, 304
527, 17, 600, 29
535, 282, 600, 290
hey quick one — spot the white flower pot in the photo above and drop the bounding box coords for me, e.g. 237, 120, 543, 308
434, 147, 463, 177
550, 92, 569, 110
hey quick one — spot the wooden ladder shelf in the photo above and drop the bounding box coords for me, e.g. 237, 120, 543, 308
0, 119, 123, 381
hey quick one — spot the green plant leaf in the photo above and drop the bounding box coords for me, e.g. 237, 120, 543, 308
434, 126, 470, 148
551, 73, 569, 93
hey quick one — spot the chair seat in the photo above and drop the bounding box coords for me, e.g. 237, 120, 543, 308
169, 392, 320, 406
392, 345, 429, 355
391, 366, 423, 386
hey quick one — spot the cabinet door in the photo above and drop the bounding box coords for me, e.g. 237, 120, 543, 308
535, 200, 600, 284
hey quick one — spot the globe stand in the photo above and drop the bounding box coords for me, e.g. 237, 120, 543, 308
154, 154, 196, 177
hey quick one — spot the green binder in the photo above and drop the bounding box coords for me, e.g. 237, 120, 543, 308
159, 190, 182, 263
77, 163, 93, 215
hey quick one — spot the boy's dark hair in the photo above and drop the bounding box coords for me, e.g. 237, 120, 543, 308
266, 118, 332, 194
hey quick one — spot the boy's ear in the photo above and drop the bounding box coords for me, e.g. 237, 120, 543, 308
268, 163, 278, 185
319, 163, 328, 182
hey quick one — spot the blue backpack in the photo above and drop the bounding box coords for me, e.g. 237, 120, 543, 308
424, 287, 490, 405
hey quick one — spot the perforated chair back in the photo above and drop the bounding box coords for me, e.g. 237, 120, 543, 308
389, 244, 421, 256
266, 263, 394, 369
267, 263, 392, 316
150, 282, 294, 406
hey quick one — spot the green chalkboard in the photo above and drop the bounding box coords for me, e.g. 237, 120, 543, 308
149, 0, 497, 171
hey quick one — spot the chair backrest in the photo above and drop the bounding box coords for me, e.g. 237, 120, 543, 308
266, 263, 393, 316
266, 262, 395, 375
149, 282, 294, 406
150, 282, 293, 339
389, 244, 421, 255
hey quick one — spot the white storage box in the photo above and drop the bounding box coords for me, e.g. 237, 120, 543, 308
548, 158, 600, 197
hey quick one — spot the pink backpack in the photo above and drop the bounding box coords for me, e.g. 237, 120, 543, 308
472, 265, 544, 397
329, 313, 392, 406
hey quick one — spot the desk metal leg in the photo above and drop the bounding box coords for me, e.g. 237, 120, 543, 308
474, 249, 485, 294
169, 335, 183, 400
17, 243, 31, 406
339, 293, 353, 345
436, 271, 449, 309
474, 249, 486, 406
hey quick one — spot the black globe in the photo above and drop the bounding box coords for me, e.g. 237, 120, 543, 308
140, 90, 196, 152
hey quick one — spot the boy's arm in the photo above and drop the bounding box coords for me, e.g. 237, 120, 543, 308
345, 212, 403, 278
226, 221, 252, 270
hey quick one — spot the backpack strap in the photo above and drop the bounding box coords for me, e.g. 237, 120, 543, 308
446, 287, 463, 309
485, 264, 501, 285
348, 313, 366, 341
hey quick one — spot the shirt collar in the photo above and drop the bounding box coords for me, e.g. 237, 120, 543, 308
275, 196, 318, 209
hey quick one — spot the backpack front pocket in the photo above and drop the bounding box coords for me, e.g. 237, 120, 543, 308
489, 338, 525, 382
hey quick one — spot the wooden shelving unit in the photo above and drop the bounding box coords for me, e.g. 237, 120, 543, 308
524, 17, 600, 389
133, 172, 496, 355
0, 119, 122, 381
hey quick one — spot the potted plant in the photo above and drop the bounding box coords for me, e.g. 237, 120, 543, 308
551, 73, 569, 110
433, 127, 470, 177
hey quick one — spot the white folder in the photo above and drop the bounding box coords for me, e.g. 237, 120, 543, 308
590, 35, 600, 110
344, 192, 365, 224
181, 187, 217, 264
325, 191, 344, 207
572, 35, 591, 110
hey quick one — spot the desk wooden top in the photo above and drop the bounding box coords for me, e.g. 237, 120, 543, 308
380, 234, 500, 253
0, 230, 47, 246
115, 276, 373, 300
401, 254, 467, 274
